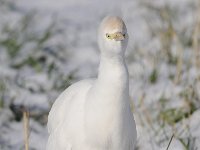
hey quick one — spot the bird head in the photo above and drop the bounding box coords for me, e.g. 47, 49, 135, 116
98, 16, 128, 57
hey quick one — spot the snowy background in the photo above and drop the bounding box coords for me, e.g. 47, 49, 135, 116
0, 0, 200, 149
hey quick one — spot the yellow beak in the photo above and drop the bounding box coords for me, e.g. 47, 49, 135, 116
107, 32, 125, 41
113, 32, 125, 41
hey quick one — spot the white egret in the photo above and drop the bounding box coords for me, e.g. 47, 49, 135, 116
47, 16, 137, 150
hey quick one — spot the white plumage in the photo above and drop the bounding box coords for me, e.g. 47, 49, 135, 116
47, 16, 137, 150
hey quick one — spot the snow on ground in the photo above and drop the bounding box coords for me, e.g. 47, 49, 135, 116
0, 0, 200, 149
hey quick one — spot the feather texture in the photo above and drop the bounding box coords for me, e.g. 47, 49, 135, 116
47, 16, 137, 150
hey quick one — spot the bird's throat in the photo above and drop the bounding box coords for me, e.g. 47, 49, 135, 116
97, 54, 129, 96
84, 54, 130, 144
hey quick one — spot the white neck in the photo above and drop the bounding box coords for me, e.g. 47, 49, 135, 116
84, 51, 130, 146
84, 49, 130, 146
96, 53, 129, 97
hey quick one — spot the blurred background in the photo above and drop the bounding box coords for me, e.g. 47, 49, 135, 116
0, 0, 200, 149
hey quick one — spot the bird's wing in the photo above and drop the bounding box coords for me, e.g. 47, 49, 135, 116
47, 79, 94, 134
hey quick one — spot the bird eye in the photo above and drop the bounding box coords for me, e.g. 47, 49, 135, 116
106, 34, 110, 39
123, 33, 126, 37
